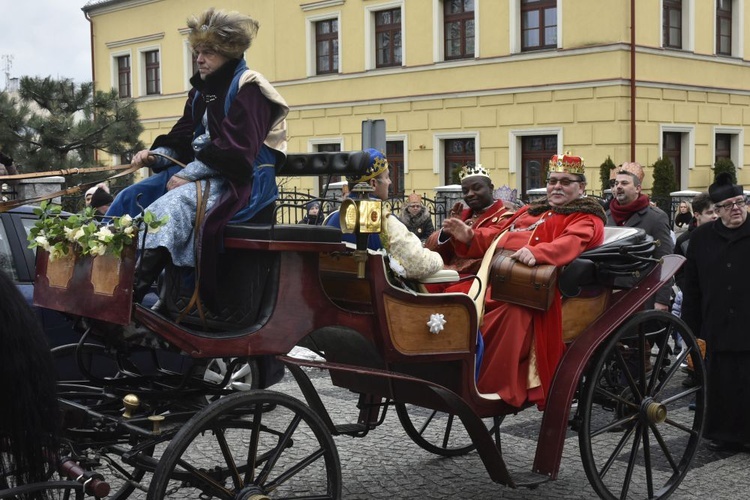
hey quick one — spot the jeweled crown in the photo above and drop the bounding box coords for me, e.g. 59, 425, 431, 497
548, 152, 585, 175
458, 164, 491, 182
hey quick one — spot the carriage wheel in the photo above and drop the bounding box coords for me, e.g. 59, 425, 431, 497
147, 390, 341, 499
578, 310, 706, 500
201, 357, 260, 402
395, 403, 500, 457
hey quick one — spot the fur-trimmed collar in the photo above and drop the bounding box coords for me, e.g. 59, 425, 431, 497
527, 196, 607, 224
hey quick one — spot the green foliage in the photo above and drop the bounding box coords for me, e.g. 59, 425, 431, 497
0, 76, 144, 172
27, 200, 167, 260
599, 156, 616, 192
713, 157, 737, 184
651, 157, 677, 214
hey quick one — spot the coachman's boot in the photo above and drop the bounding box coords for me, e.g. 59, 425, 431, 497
133, 247, 170, 304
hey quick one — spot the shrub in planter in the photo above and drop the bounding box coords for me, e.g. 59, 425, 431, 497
651, 157, 677, 215
714, 157, 737, 185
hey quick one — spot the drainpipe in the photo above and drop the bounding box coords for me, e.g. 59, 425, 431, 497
630, 0, 636, 161
84, 9, 97, 163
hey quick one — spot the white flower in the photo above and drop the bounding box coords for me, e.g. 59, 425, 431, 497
49, 246, 66, 261
89, 243, 107, 256
95, 226, 114, 243
147, 224, 162, 234
119, 214, 133, 227
388, 257, 407, 278
35, 235, 51, 251
124, 226, 135, 236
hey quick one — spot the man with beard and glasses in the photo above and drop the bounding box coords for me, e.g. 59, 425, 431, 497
443, 153, 605, 409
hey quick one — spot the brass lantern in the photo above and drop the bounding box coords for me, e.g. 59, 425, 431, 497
339, 182, 382, 277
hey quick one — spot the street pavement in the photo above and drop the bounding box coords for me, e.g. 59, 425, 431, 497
272, 367, 749, 500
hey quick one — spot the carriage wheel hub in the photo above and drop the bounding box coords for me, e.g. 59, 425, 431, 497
642, 398, 667, 424
237, 486, 269, 500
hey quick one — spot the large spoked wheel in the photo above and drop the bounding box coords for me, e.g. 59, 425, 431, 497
147, 390, 342, 499
578, 310, 706, 500
395, 403, 499, 457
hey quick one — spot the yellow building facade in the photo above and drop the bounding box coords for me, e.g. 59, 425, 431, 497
83, 0, 750, 198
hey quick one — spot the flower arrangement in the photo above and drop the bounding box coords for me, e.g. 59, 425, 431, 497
27, 201, 169, 260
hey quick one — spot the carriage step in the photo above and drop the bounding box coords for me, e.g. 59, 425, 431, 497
333, 423, 368, 435
512, 471, 551, 489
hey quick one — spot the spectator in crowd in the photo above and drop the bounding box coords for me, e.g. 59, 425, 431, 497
90, 187, 114, 215
400, 193, 434, 242
326, 148, 443, 280
443, 153, 605, 409
0, 151, 19, 182
606, 162, 673, 311
423, 164, 511, 292
673, 200, 693, 236
128, 8, 289, 307
299, 201, 324, 225
682, 173, 750, 453
85, 182, 110, 208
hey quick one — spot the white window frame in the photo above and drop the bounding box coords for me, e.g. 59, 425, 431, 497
183, 39, 196, 91
388, 134, 409, 173
508, 127, 564, 194
713, 0, 744, 57
110, 50, 132, 98
713, 126, 744, 170
659, 124, 695, 190
510, 0, 563, 54
432, 132, 480, 183
432, 0, 480, 62
138, 45, 162, 97
308, 138, 345, 196
306, 12, 343, 77
660, 0, 695, 51
364, 1, 405, 70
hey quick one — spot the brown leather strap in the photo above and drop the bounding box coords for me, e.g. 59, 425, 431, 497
0, 163, 141, 212
0, 163, 137, 181
177, 179, 211, 327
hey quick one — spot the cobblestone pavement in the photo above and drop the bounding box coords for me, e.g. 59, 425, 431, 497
121, 365, 749, 500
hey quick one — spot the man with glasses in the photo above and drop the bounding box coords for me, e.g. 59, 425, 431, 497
682, 172, 750, 453
606, 163, 673, 311
443, 153, 606, 409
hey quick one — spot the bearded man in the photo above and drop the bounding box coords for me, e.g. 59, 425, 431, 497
445, 153, 605, 409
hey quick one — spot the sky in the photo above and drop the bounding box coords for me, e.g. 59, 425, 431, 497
1, 2, 92, 88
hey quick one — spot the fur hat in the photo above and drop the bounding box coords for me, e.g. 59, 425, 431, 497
458, 164, 491, 182
90, 188, 114, 210
187, 8, 260, 60
347, 148, 389, 184
407, 193, 422, 205
709, 172, 744, 203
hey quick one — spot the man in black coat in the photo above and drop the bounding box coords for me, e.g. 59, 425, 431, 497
682, 172, 750, 453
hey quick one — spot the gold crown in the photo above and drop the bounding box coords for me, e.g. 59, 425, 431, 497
458, 164, 491, 182
548, 152, 585, 175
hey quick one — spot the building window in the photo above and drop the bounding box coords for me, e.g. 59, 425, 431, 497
662, 132, 682, 188
316, 19, 339, 75
444, 0, 475, 60
387, 141, 405, 197
521, 135, 557, 199
521, 0, 557, 52
316, 143, 342, 193
376, 8, 402, 68
144, 50, 160, 95
663, 0, 683, 49
715, 133, 732, 164
444, 138, 475, 185
116, 55, 131, 98
716, 0, 732, 56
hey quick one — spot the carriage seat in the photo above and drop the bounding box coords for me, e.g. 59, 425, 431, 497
558, 227, 655, 298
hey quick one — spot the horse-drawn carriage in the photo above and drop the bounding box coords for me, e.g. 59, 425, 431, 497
2, 152, 705, 499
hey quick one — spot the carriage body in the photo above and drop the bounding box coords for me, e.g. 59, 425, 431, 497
11, 152, 706, 499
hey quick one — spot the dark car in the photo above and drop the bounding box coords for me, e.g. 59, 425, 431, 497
0, 205, 282, 389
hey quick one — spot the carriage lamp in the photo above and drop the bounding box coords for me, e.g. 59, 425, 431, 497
340, 182, 382, 278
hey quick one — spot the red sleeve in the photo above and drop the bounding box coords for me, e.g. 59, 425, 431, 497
528, 214, 604, 266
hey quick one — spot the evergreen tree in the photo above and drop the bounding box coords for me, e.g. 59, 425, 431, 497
0, 76, 144, 172
713, 157, 737, 185
599, 156, 616, 193
651, 157, 677, 216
